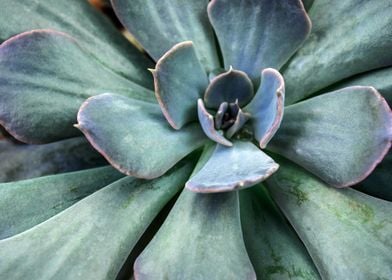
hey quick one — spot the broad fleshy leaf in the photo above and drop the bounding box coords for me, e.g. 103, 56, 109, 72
197, 99, 233, 147
356, 151, 392, 202
153, 42, 208, 129
204, 68, 254, 108
208, 0, 311, 82
0, 137, 105, 182
240, 185, 320, 279
0, 166, 124, 239
134, 189, 256, 280
266, 159, 392, 279
0, 0, 152, 87
0, 161, 193, 280
112, 0, 219, 71
245, 68, 285, 148
77, 94, 207, 179
268, 86, 392, 187
330, 67, 392, 105
283, 0, 392, 104
186, 141, 279, 193
0, 30, 154, 143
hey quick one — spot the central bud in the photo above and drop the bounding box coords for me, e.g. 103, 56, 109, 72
197, 67, 254, 146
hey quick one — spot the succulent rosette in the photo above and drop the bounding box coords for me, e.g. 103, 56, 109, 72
0, 0, 392, 279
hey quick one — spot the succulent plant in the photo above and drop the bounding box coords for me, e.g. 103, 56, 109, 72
0, 0, 392, 279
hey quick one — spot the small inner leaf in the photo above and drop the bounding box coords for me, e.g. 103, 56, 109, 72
204, 67, 254, 108
197, 99, 232, 147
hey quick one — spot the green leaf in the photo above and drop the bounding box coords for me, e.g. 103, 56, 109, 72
153, 41, 208, 129
268, 86, 392, 187
0, 137, 105, 182
0, 0, 153, 87
329, 67, 392, 106
134, 189, 256, 280
0, 30, 155, 143
77, 93, 207, 179
245, 68, 285, 149
0, 160, 193, 280
283, 0, 392, 104
204, 67, 254, 108
208, 0, 310, 82
112, 0, 219, 71
197, 99, 233, 147
266, 159, 392, 279
356, 151, 392, 202
186, 141, 279, 193
240, 185, 320, 279
0, 166, 124, 239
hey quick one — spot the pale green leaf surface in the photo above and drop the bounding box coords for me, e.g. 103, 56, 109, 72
153, 41, 208, 129
240, 185, 320, 280
112, 0, 219, 71
208, 0, 310, 82
0, 30, 155, 143
0, 137, 106, 182
135, 189, 256, 280
186, 141, 279, 193
329, 67, 392, 105
0, 0, 153, 87
268, 87, 392, 187
77, 93, 207, 179
283, 0, 392, 104
0, 166, 124, 239
266, 159, 392, 279
0, 161, 193, 280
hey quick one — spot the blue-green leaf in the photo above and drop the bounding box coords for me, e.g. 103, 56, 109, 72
153, 41, 208, 129
186, 141, 279, 193
0, 161, 193, 280
112, 0, 219, 71
283, 0, 392, 104
204, 67, 254, 108
245, 68, 285, 148
0, 137, 105, 182
268, 86, 392, 187
0, 30, 154, 143
356, 151, 392, 202
134, 189, 256, 280
208, 0, 311, 82
0, 0, 153, 87
266, 159, 392, 279
197, 99, 232, 147
77, 93, 207, 179
0, 166, 123, 239
240, 185, 320, 279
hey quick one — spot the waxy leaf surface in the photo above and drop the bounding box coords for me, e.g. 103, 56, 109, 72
0, 162, 192, 280
0, 30, 154, 143
283, 0, 392, 104
78, 94, 207, 179
204, 68, 254, 108
245, 68, 285, 148
154, 42, 208, 129
268, 87, 392, 187
266, 159, 392, 279
135, 189, 256, 280
0, 166, 124, 239
208, 0, 310, 82
112, 0, 219, 71
197, 99, 233, 147
186, 141, 279, 193
0, 0, 153, 87
240, 186, 320, 279
0, 137, 105, 182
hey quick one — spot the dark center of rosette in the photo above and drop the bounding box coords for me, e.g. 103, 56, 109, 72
197, 67, 255, 147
